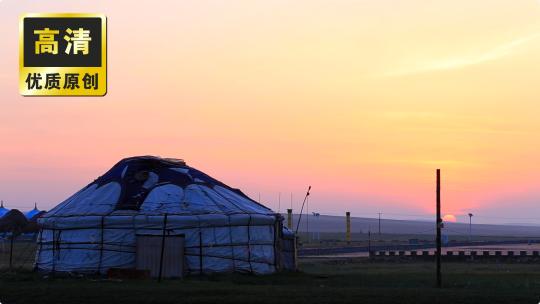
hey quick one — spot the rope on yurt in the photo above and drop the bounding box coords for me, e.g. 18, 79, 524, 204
38, 212, 279, 274
51, 227, 56, 273
272, 217, 278, 271
247, 214, 253, 273
56, 230, 62, 264
198, 186, 229, 214
227, 215, 236, 271
195, 214, 203, 275
198, 229, 203, 275
97, 215, 105, 274
208, 187, 250, 215
30, 220, 271, 231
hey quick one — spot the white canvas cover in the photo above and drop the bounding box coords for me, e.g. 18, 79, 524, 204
36, 156, 288, 275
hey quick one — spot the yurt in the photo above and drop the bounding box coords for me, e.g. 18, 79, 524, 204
0, 209, 28, 233
36, 156, 295, 276
0, 201, 38, 234
0, 201, 9, 217
24, 203, 46, 222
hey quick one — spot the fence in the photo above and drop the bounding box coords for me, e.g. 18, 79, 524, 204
0, 233, 38, 273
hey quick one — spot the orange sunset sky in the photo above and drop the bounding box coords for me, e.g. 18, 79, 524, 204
1, 1, 540, 224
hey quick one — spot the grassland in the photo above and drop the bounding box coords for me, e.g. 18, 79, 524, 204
2, 258, 540, 304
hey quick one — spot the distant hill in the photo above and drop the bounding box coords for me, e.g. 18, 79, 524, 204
283, 213, 540, 237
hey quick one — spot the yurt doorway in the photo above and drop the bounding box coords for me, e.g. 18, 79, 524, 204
136, 234, 185, 278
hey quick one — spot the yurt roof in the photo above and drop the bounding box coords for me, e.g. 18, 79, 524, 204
0, 200, 9, 217
0, 209, 28, 232
25, 204, 46, 222
24, 203, 42, 219
44, 156, 274, 217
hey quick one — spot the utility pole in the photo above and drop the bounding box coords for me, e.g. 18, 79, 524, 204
368, 229, 371, 258
436, 169, 442, 288
468, 213, 473, 243
290, 193, 293, 210
346, 212, 351, 245
378, 212, 382, 236
9, 231, 14, 270
312, 212, 320, 241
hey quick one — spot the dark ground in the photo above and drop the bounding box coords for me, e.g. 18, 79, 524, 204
2, 259, 540, 304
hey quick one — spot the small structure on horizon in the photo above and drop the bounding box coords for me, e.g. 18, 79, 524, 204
0, 200, 9, 217
0, 201, 46, 234
24, 203, 46, 221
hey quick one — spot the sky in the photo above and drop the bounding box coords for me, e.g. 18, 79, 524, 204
1, 0, 540, 224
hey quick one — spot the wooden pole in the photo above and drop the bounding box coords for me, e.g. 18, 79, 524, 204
158, 214, 168, 282
436, 169, 442, 288
378, 213, 382, 235
346, 212, 351, 245
368, 229, 371, 258
9, 232, 14, 270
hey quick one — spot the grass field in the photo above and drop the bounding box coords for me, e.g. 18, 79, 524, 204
2, 259, 540, 303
